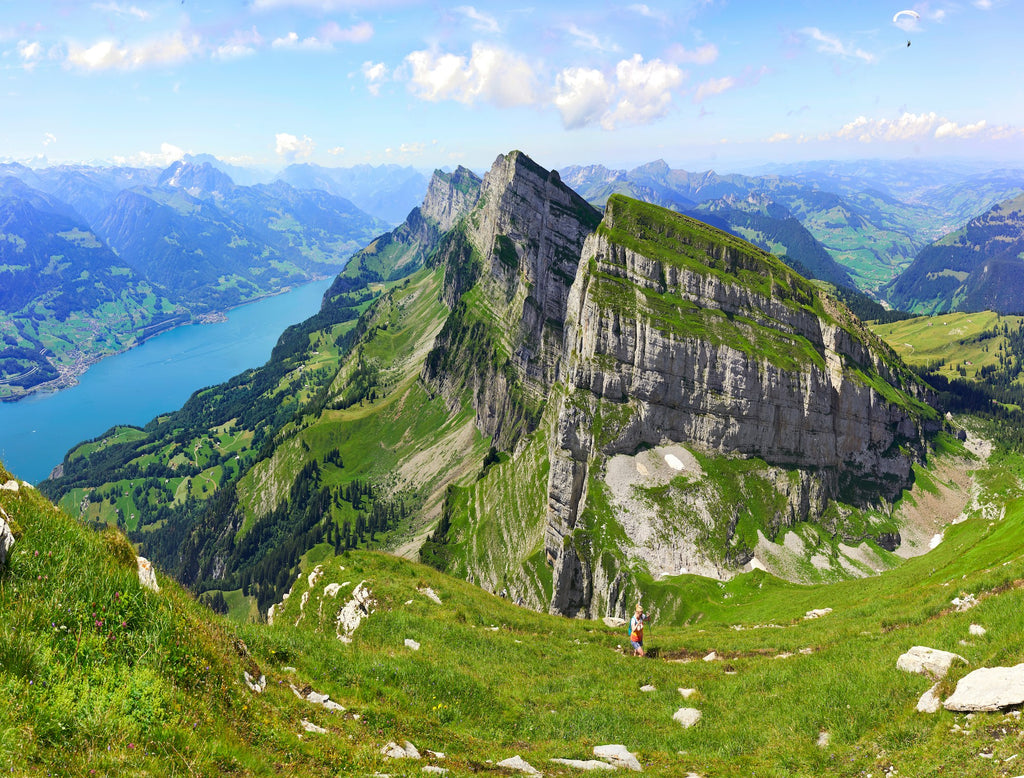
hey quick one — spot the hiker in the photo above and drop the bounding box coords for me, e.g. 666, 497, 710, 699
630, 604, 648, 657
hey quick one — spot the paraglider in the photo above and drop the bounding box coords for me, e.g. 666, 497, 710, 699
893, 9, 920, 47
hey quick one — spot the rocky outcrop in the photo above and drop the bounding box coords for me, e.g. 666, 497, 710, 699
421, 167, 481, 233
543, 196, 934, 616
422, 151, 600, 446
419, 156, 935, 619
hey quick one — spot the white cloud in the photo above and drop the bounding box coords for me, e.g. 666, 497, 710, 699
361, 61, 388, 95
603, 55, 684, 129
65, 33, 201, 70
934, 119, 987, 139
667, 42, 718, 65
693, 75, 735, 102
566, 23, 619, 53
272, 32, 300, 48
552, 54, 685, 130
404, 43, 537, 107
801, 27, 876, 64
766, 132, 791, 143
269, 22, 372, 50
554, 67, 614, 129
328, 146, 345, 155
974, 0, 993, 8
42, 132, 56, 146
114, 142, 187, 167
214, 27, 263, 60
92, 2, 151, 21
827, 112, 1000, 142
275, 133, 315, 161
454, 6, 500, 34
17, 40, 42, 70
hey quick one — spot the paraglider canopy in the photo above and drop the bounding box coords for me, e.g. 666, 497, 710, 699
892, 9, 920, 23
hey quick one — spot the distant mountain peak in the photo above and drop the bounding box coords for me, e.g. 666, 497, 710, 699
158, 160, 236, 200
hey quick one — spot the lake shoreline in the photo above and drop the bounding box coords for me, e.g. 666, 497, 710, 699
0, 275, 336, 405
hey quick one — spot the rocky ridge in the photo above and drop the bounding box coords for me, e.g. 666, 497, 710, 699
421, 157, 938, 618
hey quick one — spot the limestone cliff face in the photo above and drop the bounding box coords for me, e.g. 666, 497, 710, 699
542, 196, 935, 617
421, 167, 482, 233
419, 159, 935, 620
422, 151, 600, 445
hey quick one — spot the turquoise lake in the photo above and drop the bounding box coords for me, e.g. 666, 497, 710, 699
0, 278, 334, 485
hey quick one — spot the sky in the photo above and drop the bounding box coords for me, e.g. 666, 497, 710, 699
1, 0, 1022, 174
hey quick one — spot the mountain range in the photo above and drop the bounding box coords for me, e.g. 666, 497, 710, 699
0, 160, 389, 399
885, 192, 1024, 315
40, 151, 945, 624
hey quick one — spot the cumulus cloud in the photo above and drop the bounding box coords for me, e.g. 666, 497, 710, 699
362, 60, 388, 95
65, 33, 201, 70
667, 42, 718, 65
553, 67, 614, 129
275, 132, 315, 161
552, 54, 684, 130
828, 112, 997, 142
404, 43, 537, 107
42, 132, 57, 146
801, 27, 876, 64
454, 6, 500, 34
766, 132, 791, 143
328, 146, 345, 155
603, 55, 685, 129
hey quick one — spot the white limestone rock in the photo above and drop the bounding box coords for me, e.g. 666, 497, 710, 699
804, 608, 832, 620
243, 671, 266, 693
336, 581, 375, 643
1, 480, 19, 492
418, 586, 443, 605
896, 646, 966, 679
917, 683, 943, 714
603, 616, 627, 629
405, 639, 421, 651
673, 708, 702, 728
301, 719, 327, 734
640, 684, 656, 692
382, 741, 421, 759
969, 624, 987, 637
944, 664, 1024, 712
678, 688, 698, 699
136, 556, 159, 592
0, 514, 15, 568
594, 744, 641, 772
496, 755, 540, 774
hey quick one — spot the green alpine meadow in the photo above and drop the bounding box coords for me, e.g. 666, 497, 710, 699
4, 150, 1024, 777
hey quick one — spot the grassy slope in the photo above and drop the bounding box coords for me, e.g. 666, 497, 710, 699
4, 427, 1024, 777
871, 311, 1024, 385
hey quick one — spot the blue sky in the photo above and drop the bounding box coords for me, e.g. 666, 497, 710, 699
1, 0, 1022, 173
